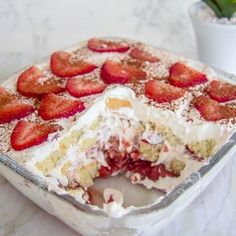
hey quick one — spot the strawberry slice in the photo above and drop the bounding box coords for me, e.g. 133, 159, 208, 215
39, 93, 85, 120
169, 62, 207, 88
129, 47, 159, 63
87, 38, 130, 53
145, 80, 186, 103
193, 95, 236, 121
17, 66, 65, 97
100, 60, 146, 84
50, 51, 97, 78
206, 80, 236, 102
0, 86, 34, 123
0, 86, 7, 94
66, 78, 107, 98
11, 120, 60, 151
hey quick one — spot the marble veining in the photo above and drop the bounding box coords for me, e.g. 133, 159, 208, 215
0, 0, 235, 235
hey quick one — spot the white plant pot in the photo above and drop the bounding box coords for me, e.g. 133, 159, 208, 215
189, 1, 236, 75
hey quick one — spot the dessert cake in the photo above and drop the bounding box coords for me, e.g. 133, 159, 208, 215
0, 38, 235, 213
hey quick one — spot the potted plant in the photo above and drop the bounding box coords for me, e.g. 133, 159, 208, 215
189, 0, 236, 74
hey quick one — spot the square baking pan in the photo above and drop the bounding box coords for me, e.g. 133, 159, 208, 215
0, 38, 236, 236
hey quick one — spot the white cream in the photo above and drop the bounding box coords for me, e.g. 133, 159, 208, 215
103, 188, 124, 205
102, 201, 129, 218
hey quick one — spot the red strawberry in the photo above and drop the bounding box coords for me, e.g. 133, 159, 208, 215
0, 86, 14, 103
66, 78, 107, 98
145, 80, 186, 103
0, 86, 7, 94
0, 86, 34, 123
50, 51, 97, 78
17, 66, 65, 97
169, 62, 207, 88
87, 38, 130, 53
129, 47, 159, 63
206, 80, 236, 102
39, 93, 85, 120
193, 95, 236, 121
11, 120, 60, 151
99, 166, 113, 178
148, 164, 176, 181
100, 60, 146, 84
126, 64, 147, 82
127, 160, 175, 181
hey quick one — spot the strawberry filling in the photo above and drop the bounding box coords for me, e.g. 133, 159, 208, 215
101, 149, 177, 181
127, 161, 176, 181
99, 137, 177, 182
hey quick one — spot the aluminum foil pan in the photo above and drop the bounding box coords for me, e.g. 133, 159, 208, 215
0, 38, 236, 236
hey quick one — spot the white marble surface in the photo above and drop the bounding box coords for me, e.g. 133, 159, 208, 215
0, 0, 236, 235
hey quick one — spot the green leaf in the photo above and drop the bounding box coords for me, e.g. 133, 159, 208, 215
215, 0, 236, 17
203, 0, 236, 18
203, 0, 224, 17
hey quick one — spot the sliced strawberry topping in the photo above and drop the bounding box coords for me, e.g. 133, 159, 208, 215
87, 38, 130, 53
206, 80, 236, 102
129, 47, 159, 63
169, 62, 207, 88
11, 120, 60, 151
0, 86, 7, 95
126, 64, 147, 82
145, 80, 186, 103
100, 60, 129, 84
50, 51, 97, 78
17, 66, 65, 97
100, 60, 146, 84
66, 78, 107, 98
0, 86, 14, 104
193, 95, 236, 121
38, 93, 85, 120
0, 86, 34, 124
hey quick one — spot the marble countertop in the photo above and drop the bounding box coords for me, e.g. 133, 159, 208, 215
0, 0, 236, 235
